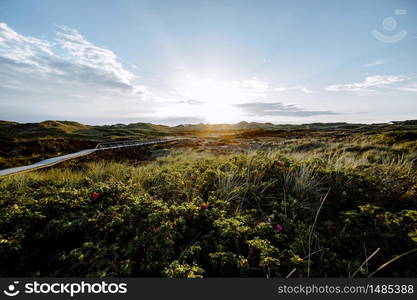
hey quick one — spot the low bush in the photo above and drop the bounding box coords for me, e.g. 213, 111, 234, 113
0, 150, 416, 277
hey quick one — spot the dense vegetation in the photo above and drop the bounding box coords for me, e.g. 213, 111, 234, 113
0, 124, 416, 277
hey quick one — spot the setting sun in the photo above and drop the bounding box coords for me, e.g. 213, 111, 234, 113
200, 102, 243, 123
159, 75, 270, 123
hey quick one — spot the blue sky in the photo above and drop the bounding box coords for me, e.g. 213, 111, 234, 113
0, 0, 416, 125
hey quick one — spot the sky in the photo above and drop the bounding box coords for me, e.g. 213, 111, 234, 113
0, 0, 416, 125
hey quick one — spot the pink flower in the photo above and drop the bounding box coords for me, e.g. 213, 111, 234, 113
91, 192, 100, 200
191, 175, 196, 181
276, 161, 285, 167
274, 224, 283, 232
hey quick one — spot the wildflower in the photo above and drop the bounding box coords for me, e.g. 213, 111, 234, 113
276, 161, 285, 167
256, 173, 263, 177
191, 175, 196, 181
274, 224, 283, 232
291, 254, 304, 264
91, 192, 100, 200
200, 203, 209, 210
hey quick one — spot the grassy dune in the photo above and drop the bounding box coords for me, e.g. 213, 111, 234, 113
0, 126, 416, 277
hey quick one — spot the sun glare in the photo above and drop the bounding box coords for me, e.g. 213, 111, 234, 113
167, 75, 257, 123
200, 103, 242, 124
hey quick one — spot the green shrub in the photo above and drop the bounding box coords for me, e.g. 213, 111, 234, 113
0, 150, 416, 277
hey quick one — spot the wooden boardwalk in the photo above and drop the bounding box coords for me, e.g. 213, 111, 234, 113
0, 138, 179, 177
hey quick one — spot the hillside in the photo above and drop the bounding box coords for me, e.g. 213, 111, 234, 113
2, 119, 417, 139
1, 119, 417, 170
0, 120, 181, 169
0, 120, 175, 140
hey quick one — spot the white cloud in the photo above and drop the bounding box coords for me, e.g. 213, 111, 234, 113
0, 23, 54, 73
273, 85, 313, 94
325, 75, 409, 92
363, 60, 384, 67
236, 102, 338, 117
0, 23, 148, 95
55, 25, 135, 89
396, 82, 417, 92
0, 22, 155, 124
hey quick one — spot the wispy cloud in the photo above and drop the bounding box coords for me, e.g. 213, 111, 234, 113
235, 77, 270, 93
177, 99, 205, 105
235, 102, 338, 117
55, 25, 137, 91
396, 82, 417, 92
273, 85, 313, 94
0, 23, 148, 95
0, 22, 154, 123
363, 60, 384, 67
325, 75, 409, 92
0, 23, 53, 73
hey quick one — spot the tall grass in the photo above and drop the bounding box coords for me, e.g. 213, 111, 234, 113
0, 142, 416, 277
282, 164, 322, 201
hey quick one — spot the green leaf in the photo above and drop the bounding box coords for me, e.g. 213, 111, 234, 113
407, 231, 417, 243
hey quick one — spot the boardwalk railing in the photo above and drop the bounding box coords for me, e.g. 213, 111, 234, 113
95, 138, 178, 150
0, 137, 182, 177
